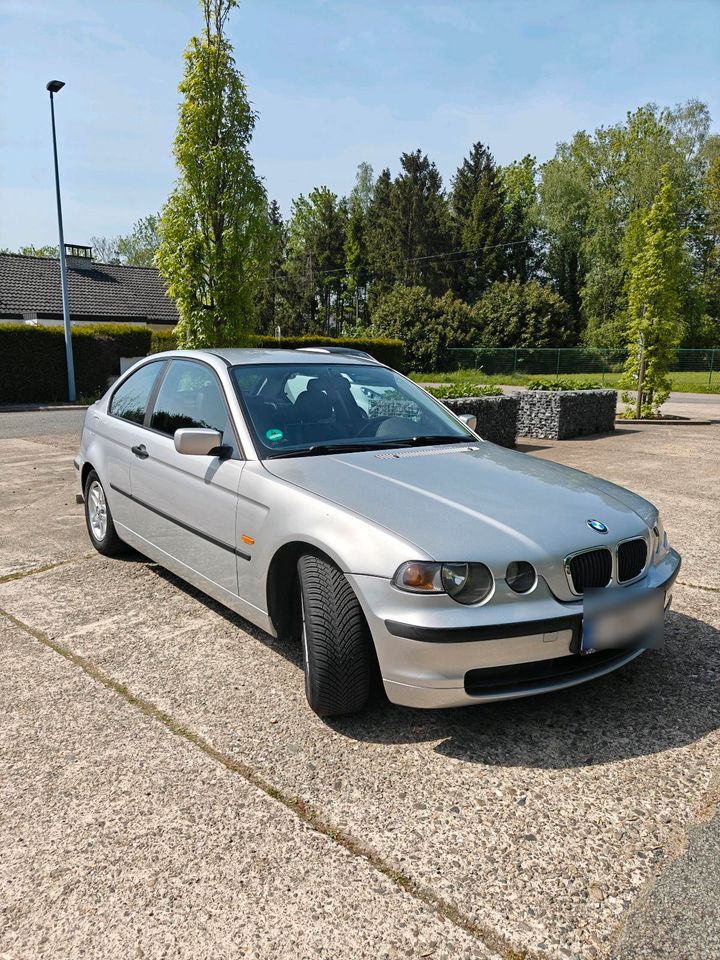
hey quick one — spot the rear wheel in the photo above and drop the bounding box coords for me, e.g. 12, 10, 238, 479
84, 470, 126, 556
297, 552, 374, 717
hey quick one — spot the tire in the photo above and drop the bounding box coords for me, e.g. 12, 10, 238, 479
84, 470, 126, 556
297, 552, 374, 717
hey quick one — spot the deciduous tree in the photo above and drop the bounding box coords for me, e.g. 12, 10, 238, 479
117, 214, 161, 267
501, 155, 539, 282
89, 235, 121, 263
157, 0, 270, 347
620, 178, 688, 417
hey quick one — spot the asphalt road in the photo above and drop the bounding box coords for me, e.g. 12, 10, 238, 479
0, 407, 86, 438
615, 804, 720, 959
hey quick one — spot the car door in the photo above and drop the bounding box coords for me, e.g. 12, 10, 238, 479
101, 359, 167, 531
129, 358, 245, 596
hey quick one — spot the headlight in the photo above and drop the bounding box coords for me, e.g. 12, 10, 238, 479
393, 561, 494, 605
653, 514, 669, 557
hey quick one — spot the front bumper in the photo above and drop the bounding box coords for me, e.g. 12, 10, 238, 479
347, 548, 681, 708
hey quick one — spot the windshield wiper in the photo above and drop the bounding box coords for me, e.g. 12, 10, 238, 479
266, 442, 383, 459
265, 435, 471, 459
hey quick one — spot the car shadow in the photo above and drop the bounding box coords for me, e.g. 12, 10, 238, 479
333, 609, 719, 770
564, 426, 641, 440
113, 547, 155, 564
514, 441, 554, 453
147, 564, 718, 771
148, 564, 304, 669
516, 428, 641, 448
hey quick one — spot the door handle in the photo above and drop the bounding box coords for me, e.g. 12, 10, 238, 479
131, 444, 149, 460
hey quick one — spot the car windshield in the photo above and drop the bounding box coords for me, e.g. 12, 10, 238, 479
229, 362, 474, 458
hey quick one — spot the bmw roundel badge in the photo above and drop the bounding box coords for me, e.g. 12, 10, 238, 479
587, 519, 608, 534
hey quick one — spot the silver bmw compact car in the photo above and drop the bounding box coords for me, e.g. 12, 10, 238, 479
75, 348, 681, 716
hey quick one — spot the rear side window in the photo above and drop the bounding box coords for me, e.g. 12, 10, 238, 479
150, 359, 233, 442
109, 362, 163, 424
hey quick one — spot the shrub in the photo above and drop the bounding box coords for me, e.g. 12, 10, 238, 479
427, 382, 502, 399
0, 323, 151, 404
526, 377, 605, 391
370, 284, 470, 372
471, 280, 575, 348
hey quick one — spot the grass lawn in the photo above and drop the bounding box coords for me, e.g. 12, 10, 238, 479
410, 368, 720, 394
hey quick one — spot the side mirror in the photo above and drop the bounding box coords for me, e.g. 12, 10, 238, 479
458, 413, 477, 431
174, 428, 223, 456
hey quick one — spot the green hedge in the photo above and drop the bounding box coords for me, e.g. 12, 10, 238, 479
149, 332, 405, 370
526, 377, 605, 391
0, 323, 151, 404
427, 382, 503, 399
149, 330, 178, 353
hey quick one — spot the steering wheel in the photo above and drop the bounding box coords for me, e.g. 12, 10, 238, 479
355, 417, 387, 438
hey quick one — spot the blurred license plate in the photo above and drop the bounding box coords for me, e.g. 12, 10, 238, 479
581, 588, 664, 654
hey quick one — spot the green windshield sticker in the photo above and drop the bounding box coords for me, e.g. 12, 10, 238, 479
265, 428, 284, 442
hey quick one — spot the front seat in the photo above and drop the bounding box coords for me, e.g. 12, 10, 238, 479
327, 374, 367, 431
293, 378, 333, 422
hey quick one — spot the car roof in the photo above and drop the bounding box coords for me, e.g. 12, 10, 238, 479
203, 347, 380, 366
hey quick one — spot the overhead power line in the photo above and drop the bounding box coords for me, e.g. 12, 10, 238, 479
257, 236, 535, 288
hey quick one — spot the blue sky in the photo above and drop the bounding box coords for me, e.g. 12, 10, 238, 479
1, 0, 719, 250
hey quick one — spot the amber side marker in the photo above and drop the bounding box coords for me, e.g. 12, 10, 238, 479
241, 535, 255, 545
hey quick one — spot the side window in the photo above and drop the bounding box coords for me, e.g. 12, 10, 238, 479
150, 360, 234, 445
109, 362, 163, 425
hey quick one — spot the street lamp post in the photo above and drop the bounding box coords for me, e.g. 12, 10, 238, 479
46, 79, 76, 402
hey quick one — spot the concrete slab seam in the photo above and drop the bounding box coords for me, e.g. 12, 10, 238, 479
0, 556, 93, 585
675, 581, 720, 594
0, 607, 514, 960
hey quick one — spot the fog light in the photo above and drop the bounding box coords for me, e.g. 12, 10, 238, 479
506, 561, 536, 593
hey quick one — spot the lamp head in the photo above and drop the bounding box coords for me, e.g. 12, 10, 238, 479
46, 80, 65, 94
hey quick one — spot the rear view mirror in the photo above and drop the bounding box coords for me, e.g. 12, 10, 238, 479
174, 428, 223, 456
458, 413, 477, 431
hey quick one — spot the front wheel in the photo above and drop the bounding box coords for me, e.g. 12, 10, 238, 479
297, 552, 375, 717
84, 470, 126, 556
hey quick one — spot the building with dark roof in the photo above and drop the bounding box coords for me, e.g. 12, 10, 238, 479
0, 245, 178, 329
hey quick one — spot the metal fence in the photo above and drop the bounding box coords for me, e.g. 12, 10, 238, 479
446, 347, 719, 383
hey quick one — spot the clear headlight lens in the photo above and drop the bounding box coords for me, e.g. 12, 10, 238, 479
653, 514, 669, 557
443, 562, 494, 604
506, 561, 536, 593
393, 561, 494, 604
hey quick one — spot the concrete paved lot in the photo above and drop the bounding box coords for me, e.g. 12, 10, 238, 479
1, 415, 718, 959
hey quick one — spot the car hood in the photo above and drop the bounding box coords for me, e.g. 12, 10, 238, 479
264, 441, 655, 577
